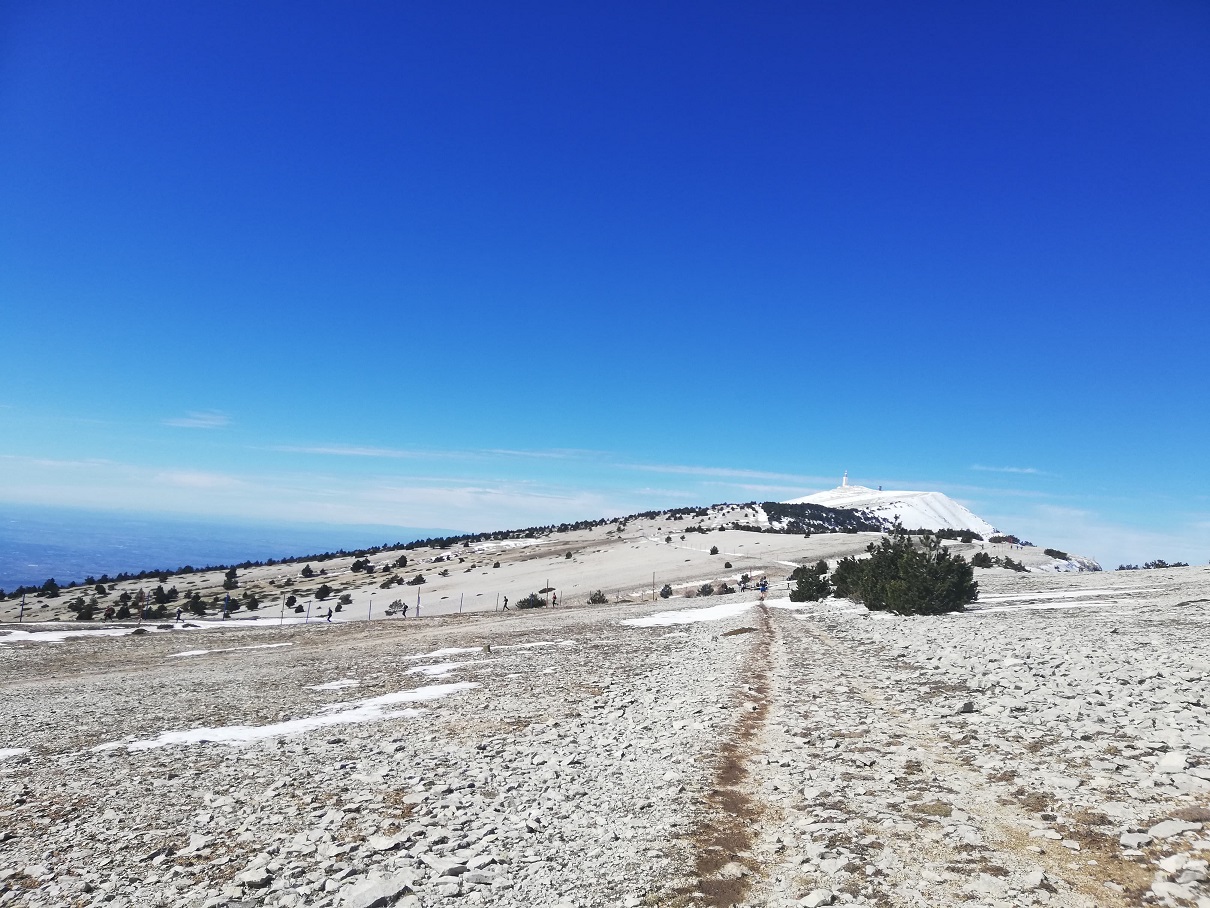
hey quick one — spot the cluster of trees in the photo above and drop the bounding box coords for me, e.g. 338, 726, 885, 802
970, 552, 1027, 572
988, 535, 1036, 546
759, 501, 886, 535
1118, 560, 1190, 570
788, 531, 978, 615
789, 561, 832, 601
517, 592, 547, 609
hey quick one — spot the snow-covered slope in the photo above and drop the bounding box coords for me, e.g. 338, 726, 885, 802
783, 485, 999, 536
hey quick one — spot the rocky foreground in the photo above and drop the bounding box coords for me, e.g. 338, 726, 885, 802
2, 569, 1209, 908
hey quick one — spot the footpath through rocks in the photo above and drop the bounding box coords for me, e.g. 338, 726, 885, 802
2, 585, 1208, 908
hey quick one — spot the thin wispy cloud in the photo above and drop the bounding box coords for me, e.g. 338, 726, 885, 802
618, 462, 832, 485
971, 465, 1046, 475
165, 411, 230, 430
273, 444, 423, 458
270, 443, 600, 461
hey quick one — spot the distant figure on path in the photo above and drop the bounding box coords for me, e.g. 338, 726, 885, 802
175, 607, 183, 622
551, 592, 557, 608
502, 597, 510, 611
326, 607, 333, 622
402, 603, 409, 618
758, 577, 768, 601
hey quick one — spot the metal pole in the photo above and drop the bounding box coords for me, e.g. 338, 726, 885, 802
305, 599, 311, 624
459, 593, 463, 613
495, 592, 499, 612
18, 593, 25, 623
280, 593, 285, 627
368, 594, 373, 623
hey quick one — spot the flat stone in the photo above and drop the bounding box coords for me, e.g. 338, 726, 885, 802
1149, 819, 1202, 839
1119, 832, 1152, 848
1158, 752, 1188, 773
801, 888, 835, 907
419, 856, 467, 876
343, 871, 415, 908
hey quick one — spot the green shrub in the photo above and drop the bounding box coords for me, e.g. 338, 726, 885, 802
834, 532, 977, 615
518, 592, 546, 609
659, 584, 673, 599
301, 564, 315, 578
588, 590, 608, 605
1043, 548, 1069, 560
724, 561, 732, 569
698, 583, 715, 596
405, 574, 426, 586
315, 584, 333, 600
709, 546, 719, 556
971, 551, 994, 568
789, 560, 831, 602
338, 593, 352, 605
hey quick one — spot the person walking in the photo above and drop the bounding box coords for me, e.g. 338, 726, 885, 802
175, 606, 183, 622
551, 592, 557, 608
502, 596, 510, 611
326, 607, 333, 622
402, 602, 409, 618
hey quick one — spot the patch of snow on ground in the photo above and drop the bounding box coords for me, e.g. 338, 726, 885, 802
623, 601, 755, 627
977, 588, 1160, 603
972, 599, 1130, 614
405, 646, 485, 660
309, 678, 360, 691
94, 682, 478, 752
169, 643, 294, 658
0, 748, 29, 759
0, 626, 160, 645
407, 660, 494, 677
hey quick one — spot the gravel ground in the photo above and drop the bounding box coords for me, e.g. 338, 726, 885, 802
2, 566, 1208, 908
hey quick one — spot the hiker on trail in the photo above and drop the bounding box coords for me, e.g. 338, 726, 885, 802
402, 602, 409, 618
326, 607, 333, 622
551, 592, 557, 608
502, 596, 510, 611
758, 577, 768, 601
175, 607, 183, 622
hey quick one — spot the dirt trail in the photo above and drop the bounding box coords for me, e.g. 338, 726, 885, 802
718, 610, 1134, 908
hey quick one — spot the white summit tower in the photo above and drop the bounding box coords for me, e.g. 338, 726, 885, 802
842, 470, 848, 487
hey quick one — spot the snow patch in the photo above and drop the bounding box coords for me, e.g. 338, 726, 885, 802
309, 678, 360, 691
623, 601, 755, 627
169, 643, 293, 658
0, 748, 29, 760
93, 682, 478, 752
406, 660, 494, 677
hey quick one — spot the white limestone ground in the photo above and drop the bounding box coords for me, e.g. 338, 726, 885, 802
2, 563, 1208, 908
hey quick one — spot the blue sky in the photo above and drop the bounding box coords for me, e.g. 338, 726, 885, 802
2, 1, 1208, 569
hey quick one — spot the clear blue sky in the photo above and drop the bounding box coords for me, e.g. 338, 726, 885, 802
2, 1, 1208, 568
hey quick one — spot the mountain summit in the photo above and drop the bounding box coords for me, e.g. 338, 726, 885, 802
783, 481, 998, 536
